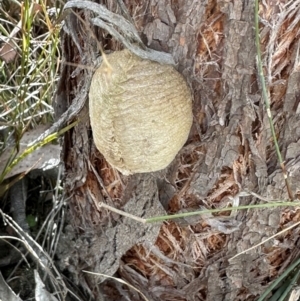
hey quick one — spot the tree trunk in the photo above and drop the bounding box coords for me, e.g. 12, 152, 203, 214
55, 0, 300, 300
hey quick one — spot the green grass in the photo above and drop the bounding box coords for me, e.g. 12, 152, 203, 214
0, 1, 67, 300
0, 0, 62, 154
0, 0, 63, 188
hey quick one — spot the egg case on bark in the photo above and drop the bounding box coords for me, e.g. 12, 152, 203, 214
89, 49, 193, 175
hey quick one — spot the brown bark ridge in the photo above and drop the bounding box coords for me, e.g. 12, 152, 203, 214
55, 0, 300, 300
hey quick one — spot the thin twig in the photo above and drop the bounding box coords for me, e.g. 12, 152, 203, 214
230, 220, 300, 260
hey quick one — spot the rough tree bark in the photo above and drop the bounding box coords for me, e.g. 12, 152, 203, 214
55, 1, 300, 300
